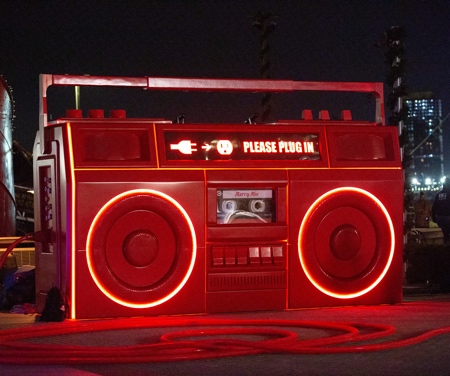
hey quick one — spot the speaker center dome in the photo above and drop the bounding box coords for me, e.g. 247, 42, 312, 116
330, 225, 361, 261
123, 230, 159, 267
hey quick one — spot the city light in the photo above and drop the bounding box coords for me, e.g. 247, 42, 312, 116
410, 176, 446, 192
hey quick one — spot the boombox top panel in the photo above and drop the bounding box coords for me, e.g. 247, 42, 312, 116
53, 120, 401, 170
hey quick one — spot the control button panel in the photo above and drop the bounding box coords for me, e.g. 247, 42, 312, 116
210, 245, 285, 267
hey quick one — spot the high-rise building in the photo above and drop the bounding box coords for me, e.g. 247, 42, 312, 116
404, 92, 444, 191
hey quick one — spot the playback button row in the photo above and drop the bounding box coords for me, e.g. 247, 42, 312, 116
211, 245, 284, 266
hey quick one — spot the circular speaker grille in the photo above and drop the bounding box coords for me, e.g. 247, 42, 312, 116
86, 189, 196, 308
298, 187, 395, 299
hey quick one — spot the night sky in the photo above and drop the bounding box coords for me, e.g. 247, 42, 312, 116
1, 1, 449, 174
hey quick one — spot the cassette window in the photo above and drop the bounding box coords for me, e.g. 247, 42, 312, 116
217, 189, 275, 224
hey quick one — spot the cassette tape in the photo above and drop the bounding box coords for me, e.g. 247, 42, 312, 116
216, 188, 275, 224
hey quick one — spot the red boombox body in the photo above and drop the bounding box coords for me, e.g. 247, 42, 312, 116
33, 75, 403, 319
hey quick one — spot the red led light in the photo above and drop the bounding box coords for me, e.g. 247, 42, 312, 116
298, 187, 395, 299
85, 189, 197, 309
67, 123, 77, 319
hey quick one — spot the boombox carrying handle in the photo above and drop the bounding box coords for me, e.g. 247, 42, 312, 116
39, 74, 385, 154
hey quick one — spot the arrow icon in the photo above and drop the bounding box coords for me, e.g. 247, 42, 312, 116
202, 143, 212, 151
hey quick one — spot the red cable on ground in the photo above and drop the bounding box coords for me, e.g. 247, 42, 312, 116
0, 233, 34, 269
0, 316, 449, 365
0, 229, 52, 269
2, 232, 450, 364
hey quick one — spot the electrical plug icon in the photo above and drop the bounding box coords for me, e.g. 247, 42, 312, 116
170, 140, 197, 155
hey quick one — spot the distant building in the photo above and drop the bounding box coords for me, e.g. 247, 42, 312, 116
404, 92, 445, 191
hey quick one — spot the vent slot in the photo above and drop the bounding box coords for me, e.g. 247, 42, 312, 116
207, 271, 286, 291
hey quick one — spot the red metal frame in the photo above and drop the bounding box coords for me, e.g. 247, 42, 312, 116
39, 74, 385, 154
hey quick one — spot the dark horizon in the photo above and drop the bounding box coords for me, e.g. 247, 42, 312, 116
1, 1, 449, 174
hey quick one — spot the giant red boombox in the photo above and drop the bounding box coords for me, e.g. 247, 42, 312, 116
33, 75, 403, 320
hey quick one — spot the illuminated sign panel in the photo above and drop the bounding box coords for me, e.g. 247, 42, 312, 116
164, 131, 320, 161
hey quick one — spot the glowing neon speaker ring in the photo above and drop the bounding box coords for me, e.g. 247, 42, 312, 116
86, 189, 197, 308
298, 187, 395, 299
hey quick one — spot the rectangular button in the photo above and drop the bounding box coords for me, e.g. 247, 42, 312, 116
225, 247, 236, 265
212, 247, 224, 266
236, 246, 248, 265
249, 247, 260, 264
261, 246, 272, 264
272, 246, 284, 264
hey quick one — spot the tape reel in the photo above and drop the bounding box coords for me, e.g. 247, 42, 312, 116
250, 199, 266, 213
